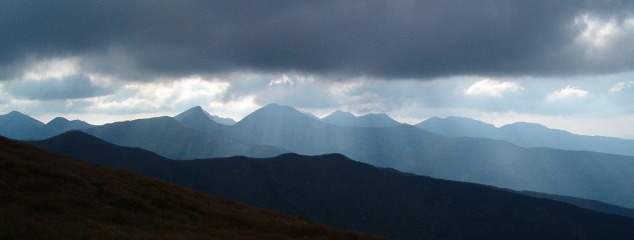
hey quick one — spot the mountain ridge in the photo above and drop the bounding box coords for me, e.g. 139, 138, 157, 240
27, 131, 634, 240
1, 135, 379, 240
174, 106, 229, 133
223, 104, 634, 208
0, 111, 45, 139
82, 116, 287, 160
416, 116, 634, 156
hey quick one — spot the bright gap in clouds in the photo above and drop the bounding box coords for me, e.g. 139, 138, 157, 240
3, 56, 634, 139
464, 79, 521, 97
546, 86, 589, 102
575, 13, 634, 49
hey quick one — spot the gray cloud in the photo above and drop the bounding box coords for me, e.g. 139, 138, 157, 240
2, 1, 634, 81
4, 74, 115, 100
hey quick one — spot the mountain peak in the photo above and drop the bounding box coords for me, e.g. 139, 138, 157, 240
254, 104, 305, 116
235, 104, 320, 128
260, 103, 297, 112
503, 122, 549, 130
3, 111, 38, 120
47, 117, 70, 124
175, 106, 211, 121
322, 110, 356, 123
322, 110, 400, 127
0, 111, 45, 139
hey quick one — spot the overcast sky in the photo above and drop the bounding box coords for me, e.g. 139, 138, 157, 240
2, 1, 634, 138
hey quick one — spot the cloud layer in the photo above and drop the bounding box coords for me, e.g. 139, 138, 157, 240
3, 1, 634, 138
2, 1, 634, 81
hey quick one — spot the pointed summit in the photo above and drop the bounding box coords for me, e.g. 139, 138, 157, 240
175, 106, 236, 126
175, 106, 210, 121
0, 111, 44, 139
174, 106, 227, 133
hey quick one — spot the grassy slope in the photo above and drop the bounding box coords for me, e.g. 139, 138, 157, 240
0, 136, 380, 240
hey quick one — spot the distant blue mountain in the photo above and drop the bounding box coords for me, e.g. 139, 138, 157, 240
174, 106, 230, 133
175, 106, 236, 126
0, 111, 44, 140
7, 106, 634, 208
223, 104, 634, 208
0, 111, 93, 140
210, 115, 236, 125
321, 110, 401, 127
82, 116, 287, 159
30, 117, 94, 140
416, 116, 634, 156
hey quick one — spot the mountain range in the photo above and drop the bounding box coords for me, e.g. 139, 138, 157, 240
417, 116, 634, 156
220, 104, 634, 208
4, 105, 634, 209
81, 116, 287, 159
1, 135, 378, 240
27, 131, 634, 240
0, 111, 94, 140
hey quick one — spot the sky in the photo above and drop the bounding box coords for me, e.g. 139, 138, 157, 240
2, 1, 634, 138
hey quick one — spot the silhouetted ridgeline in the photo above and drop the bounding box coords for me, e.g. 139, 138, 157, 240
29, 131, 634, 240
0, 136, 380, 240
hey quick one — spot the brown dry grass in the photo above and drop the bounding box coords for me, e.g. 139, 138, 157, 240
0, 137, 382, 240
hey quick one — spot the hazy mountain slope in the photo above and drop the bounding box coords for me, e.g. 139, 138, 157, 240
0, 111, 44, 140
321, 110, 401, 127
82, 116, 287, 159
417, 116, 634, 156
518, 191, 634, 219
1, 136, 378, 240
28, 132, 634, 240
29, 117, 94, 140
225, 104, 634, 208
416, 116, 500, 139
174, 106, 229, 133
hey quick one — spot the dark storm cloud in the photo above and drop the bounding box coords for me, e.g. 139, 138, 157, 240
1, 0, 633, 80
4, 74, 115, 100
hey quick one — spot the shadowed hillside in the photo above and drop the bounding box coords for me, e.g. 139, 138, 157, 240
29, 131, 634, 240
0, 136, 379, 240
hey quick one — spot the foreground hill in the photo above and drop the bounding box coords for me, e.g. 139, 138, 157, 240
223, 104, 634, 208
417, 116, 634, 156
81, 116, 287, 159
0, 136, 379, 240
29, 131, 634, 240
